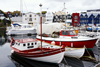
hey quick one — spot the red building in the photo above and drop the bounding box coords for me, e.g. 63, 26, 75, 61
72, 13, 79, 26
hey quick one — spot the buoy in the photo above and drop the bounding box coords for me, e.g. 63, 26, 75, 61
51, 41, 55, 45
11, 50, 14, 53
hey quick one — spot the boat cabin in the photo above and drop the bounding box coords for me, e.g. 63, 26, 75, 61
12, 23, 33, 29
11, 38, 39, 50
60, 30, 78, 37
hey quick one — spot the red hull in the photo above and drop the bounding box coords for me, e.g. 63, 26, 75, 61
37, 39, 97, 48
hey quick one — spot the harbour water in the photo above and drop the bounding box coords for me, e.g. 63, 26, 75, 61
0, 29, 100, 67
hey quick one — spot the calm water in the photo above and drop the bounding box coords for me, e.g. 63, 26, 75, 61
0, 35, 62, 67
0, 29, 100, 67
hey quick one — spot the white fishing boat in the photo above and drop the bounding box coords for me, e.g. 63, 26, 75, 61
39, 41, 85, 59
6, 23, 36, 35
65, 47, 85, 58
10, 37, 65, 64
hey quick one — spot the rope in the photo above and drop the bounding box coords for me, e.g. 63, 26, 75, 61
23, 0, 28, 12
63, 57, 70, 67
84, 46, 93, 58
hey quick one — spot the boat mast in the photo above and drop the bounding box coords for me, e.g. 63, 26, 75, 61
39, 4, 42, 51
20, 0, 23, 23
64, 2, 67, 29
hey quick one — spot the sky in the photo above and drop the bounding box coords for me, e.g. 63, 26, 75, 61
0, 0, 100, 14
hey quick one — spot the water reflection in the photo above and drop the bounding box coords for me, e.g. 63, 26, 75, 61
10, 52, 60, 67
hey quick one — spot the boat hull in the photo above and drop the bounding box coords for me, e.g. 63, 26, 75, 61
6, 29, 36, 35
14, 49, 64, 64
37, 36, 98, 48
25, 52, 64, 63
65, 47, 85, 58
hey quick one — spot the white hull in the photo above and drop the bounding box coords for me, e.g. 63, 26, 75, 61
6, 23, 37, 35
24, 52, 64, 63
37, 35, 98, 42
6, 29, 36, 35
64, 47, 85, 58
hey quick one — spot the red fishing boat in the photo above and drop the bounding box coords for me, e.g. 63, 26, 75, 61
10, 37, 65, 64
37, 29, 99, 48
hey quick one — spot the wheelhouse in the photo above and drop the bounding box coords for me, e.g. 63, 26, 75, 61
12, 38, 39, 50
60, 30, 78, 37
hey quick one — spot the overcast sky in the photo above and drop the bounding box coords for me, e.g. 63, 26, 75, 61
0, 0, 100, 14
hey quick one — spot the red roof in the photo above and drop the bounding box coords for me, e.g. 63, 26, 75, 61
16, 38, 37, 43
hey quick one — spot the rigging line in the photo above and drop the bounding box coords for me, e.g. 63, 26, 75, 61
63, 56, 70, 66
85, 46, 93, 59
23, 0, 28, 12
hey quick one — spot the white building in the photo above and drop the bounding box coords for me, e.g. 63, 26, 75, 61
45, 12, 53, 24
22, 12, 40, 27
11, 17, 22, 24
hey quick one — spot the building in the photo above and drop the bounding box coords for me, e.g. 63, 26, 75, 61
7, 11, 13, 18
79, 9, 100, 26
45, 12, 53, 24
53, 11, 66, 23
72, 13, 79, 26
0, 10, 6, 20
22, 12, 40, 26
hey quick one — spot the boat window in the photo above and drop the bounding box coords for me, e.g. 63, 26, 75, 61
16, 43, 17, 45
27, 43, 30, 46
23, 44, 26, 46
62, 31, 68, 35
31, 43, 34, 45
27, 26, 31, 28
73, 31, 76, 35
68, 31, 75, 35
24, 26, 26, 28
35, 42, 37, 45
18, 43, 20, 46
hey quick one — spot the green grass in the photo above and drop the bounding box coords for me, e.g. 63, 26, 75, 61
1, 20, 3, 22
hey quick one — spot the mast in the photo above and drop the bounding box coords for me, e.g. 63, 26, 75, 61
20, 0, 23, 23
39, 4, 42, 51
64, 2, 67, 29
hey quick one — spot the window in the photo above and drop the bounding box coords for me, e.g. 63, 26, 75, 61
60, 16, 62, 18
35, 42, 37, 45
74, 23, 78, 26
31, 43, 34, 45
69, 31, 74, 35
25, 18, 27, 20
27, 43, 30, 46
30, 15, 32, 17
18, 43, 20, 46
16, 43, 17, 45
25, 15, 27, 17
54, 19, 56, 21
74, 16, 78, 19
34, 18, 36, 20
62, 31, 68, 35
74, 20, 78, 22
87, 20, 88, 22
23, 44, 26, 46
29, 18, 32, 21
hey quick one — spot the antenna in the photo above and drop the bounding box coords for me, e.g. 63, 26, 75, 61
64, 2, 67, 29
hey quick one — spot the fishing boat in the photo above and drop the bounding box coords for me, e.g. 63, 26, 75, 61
6, 23, 36, 35
37, 28, 99, 48
65, 47, 85, 58
10, 37, 65, 64
39, 40, 85, 58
